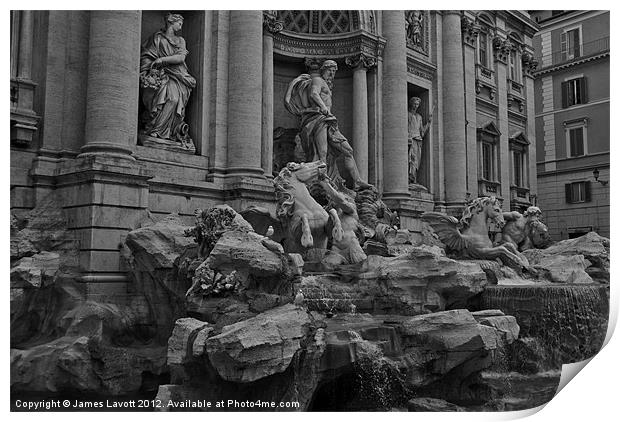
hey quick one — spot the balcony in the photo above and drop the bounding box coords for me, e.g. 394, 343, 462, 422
536, 36, 609, 68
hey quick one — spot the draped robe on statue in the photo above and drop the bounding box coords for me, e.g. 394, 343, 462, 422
284, 74, 355, 186
140, 31, 196, 144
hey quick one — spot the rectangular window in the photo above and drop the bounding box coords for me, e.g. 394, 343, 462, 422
513, 150, 524, 186
478, 32, 488, 67
565, 181, 591, 203
561, 77, 587, 108
482, 143, 494, 180
568, 127, 585, 157
561, 28, 581, 61
509, 50, 518, 81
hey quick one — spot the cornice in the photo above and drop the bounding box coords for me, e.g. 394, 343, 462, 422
273, 29, 386, 61
533, 52, 609, 76
406, 53, 437, 81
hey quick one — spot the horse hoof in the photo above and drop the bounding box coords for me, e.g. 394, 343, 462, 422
301, 234, 314, 248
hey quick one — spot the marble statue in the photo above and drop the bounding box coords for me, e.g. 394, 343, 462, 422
421, 197, 530, 270
405, 11, 424, 48
500, 206, 551, 251
407, 97, 432, 185
139, 13, 196, 149
355, 185, 399, 244
273, 161, 344, 254
284, 60, 370, 190
319, 175, 367, 266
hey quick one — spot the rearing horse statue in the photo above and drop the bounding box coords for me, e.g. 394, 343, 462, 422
422, 197, 529, 270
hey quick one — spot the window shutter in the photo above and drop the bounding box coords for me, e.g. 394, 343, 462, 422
576, 129, 584, 156
580, 77, 588, 103
560, 32, 567, 61
573, 30, 581, 57
561, 81, 569, 108
585, 181, 592, 202
565, 183, 572, 203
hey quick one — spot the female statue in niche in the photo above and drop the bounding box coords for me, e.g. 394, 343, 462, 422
139, 13, 196, 149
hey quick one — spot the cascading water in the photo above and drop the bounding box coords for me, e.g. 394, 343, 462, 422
481, 284, 609, 366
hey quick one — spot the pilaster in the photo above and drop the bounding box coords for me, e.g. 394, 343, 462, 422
261, 11, 283, 178
461, 15, 479, 198
346, 53, 376, 182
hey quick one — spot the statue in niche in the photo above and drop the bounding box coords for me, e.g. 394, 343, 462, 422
405, 11, 424, 48
407, 96, 433, 186
139, 13, 196, 150
285, 59, 370, 190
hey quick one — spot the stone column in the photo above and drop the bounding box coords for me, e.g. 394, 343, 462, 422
442, 11, 467, 210
381, 10, 410, 199
346, 53, 376, 182
11, 10, 39, 146
80, 11, 141, 159
227, 11, 264, 177
17, 11, 33, 80
58, 11, 150, 286
261, 12, 282, 178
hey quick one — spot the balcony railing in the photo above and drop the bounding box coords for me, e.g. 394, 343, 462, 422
536, 36, 609, 67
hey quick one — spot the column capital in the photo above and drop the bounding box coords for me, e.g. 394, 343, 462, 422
461, 16, 479, 48
492, 36, 514, 64
263, 11, 283, 35
521, 51, 539, 77
345, 53, 377, 71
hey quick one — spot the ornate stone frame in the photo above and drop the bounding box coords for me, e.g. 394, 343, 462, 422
273, 29, 386, 61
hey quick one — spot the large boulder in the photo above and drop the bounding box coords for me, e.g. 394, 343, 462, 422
124, 213, 195, 274
11, 301, 167, 396
10, 195, 76, 262
11, 252, 60, 289
123, 214, 196, 342
203, 304, 312, 383
301, 246, 487, 316
400, 309, 508, 376
206, 230, 287, 282
523, 232, 609, 283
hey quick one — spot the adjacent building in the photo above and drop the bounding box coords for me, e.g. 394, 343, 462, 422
10, 10, 539, 284
530, 10, 610, 240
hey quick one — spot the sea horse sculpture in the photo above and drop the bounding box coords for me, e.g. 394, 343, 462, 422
421, 196, 529, 270
241, 161, 344, 255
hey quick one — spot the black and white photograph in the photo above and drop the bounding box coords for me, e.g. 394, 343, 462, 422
8, 5, 613, 415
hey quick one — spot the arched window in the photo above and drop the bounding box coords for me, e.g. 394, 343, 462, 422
277, 11, 357, 34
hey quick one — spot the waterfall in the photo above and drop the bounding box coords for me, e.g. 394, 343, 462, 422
481, 285, 609, 365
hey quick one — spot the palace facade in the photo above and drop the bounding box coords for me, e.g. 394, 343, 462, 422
10, 10, 539, 282
530, 10, 610, 240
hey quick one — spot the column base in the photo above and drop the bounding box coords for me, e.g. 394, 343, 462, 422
382, 192, 435, 230
79, 142, 136, 161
